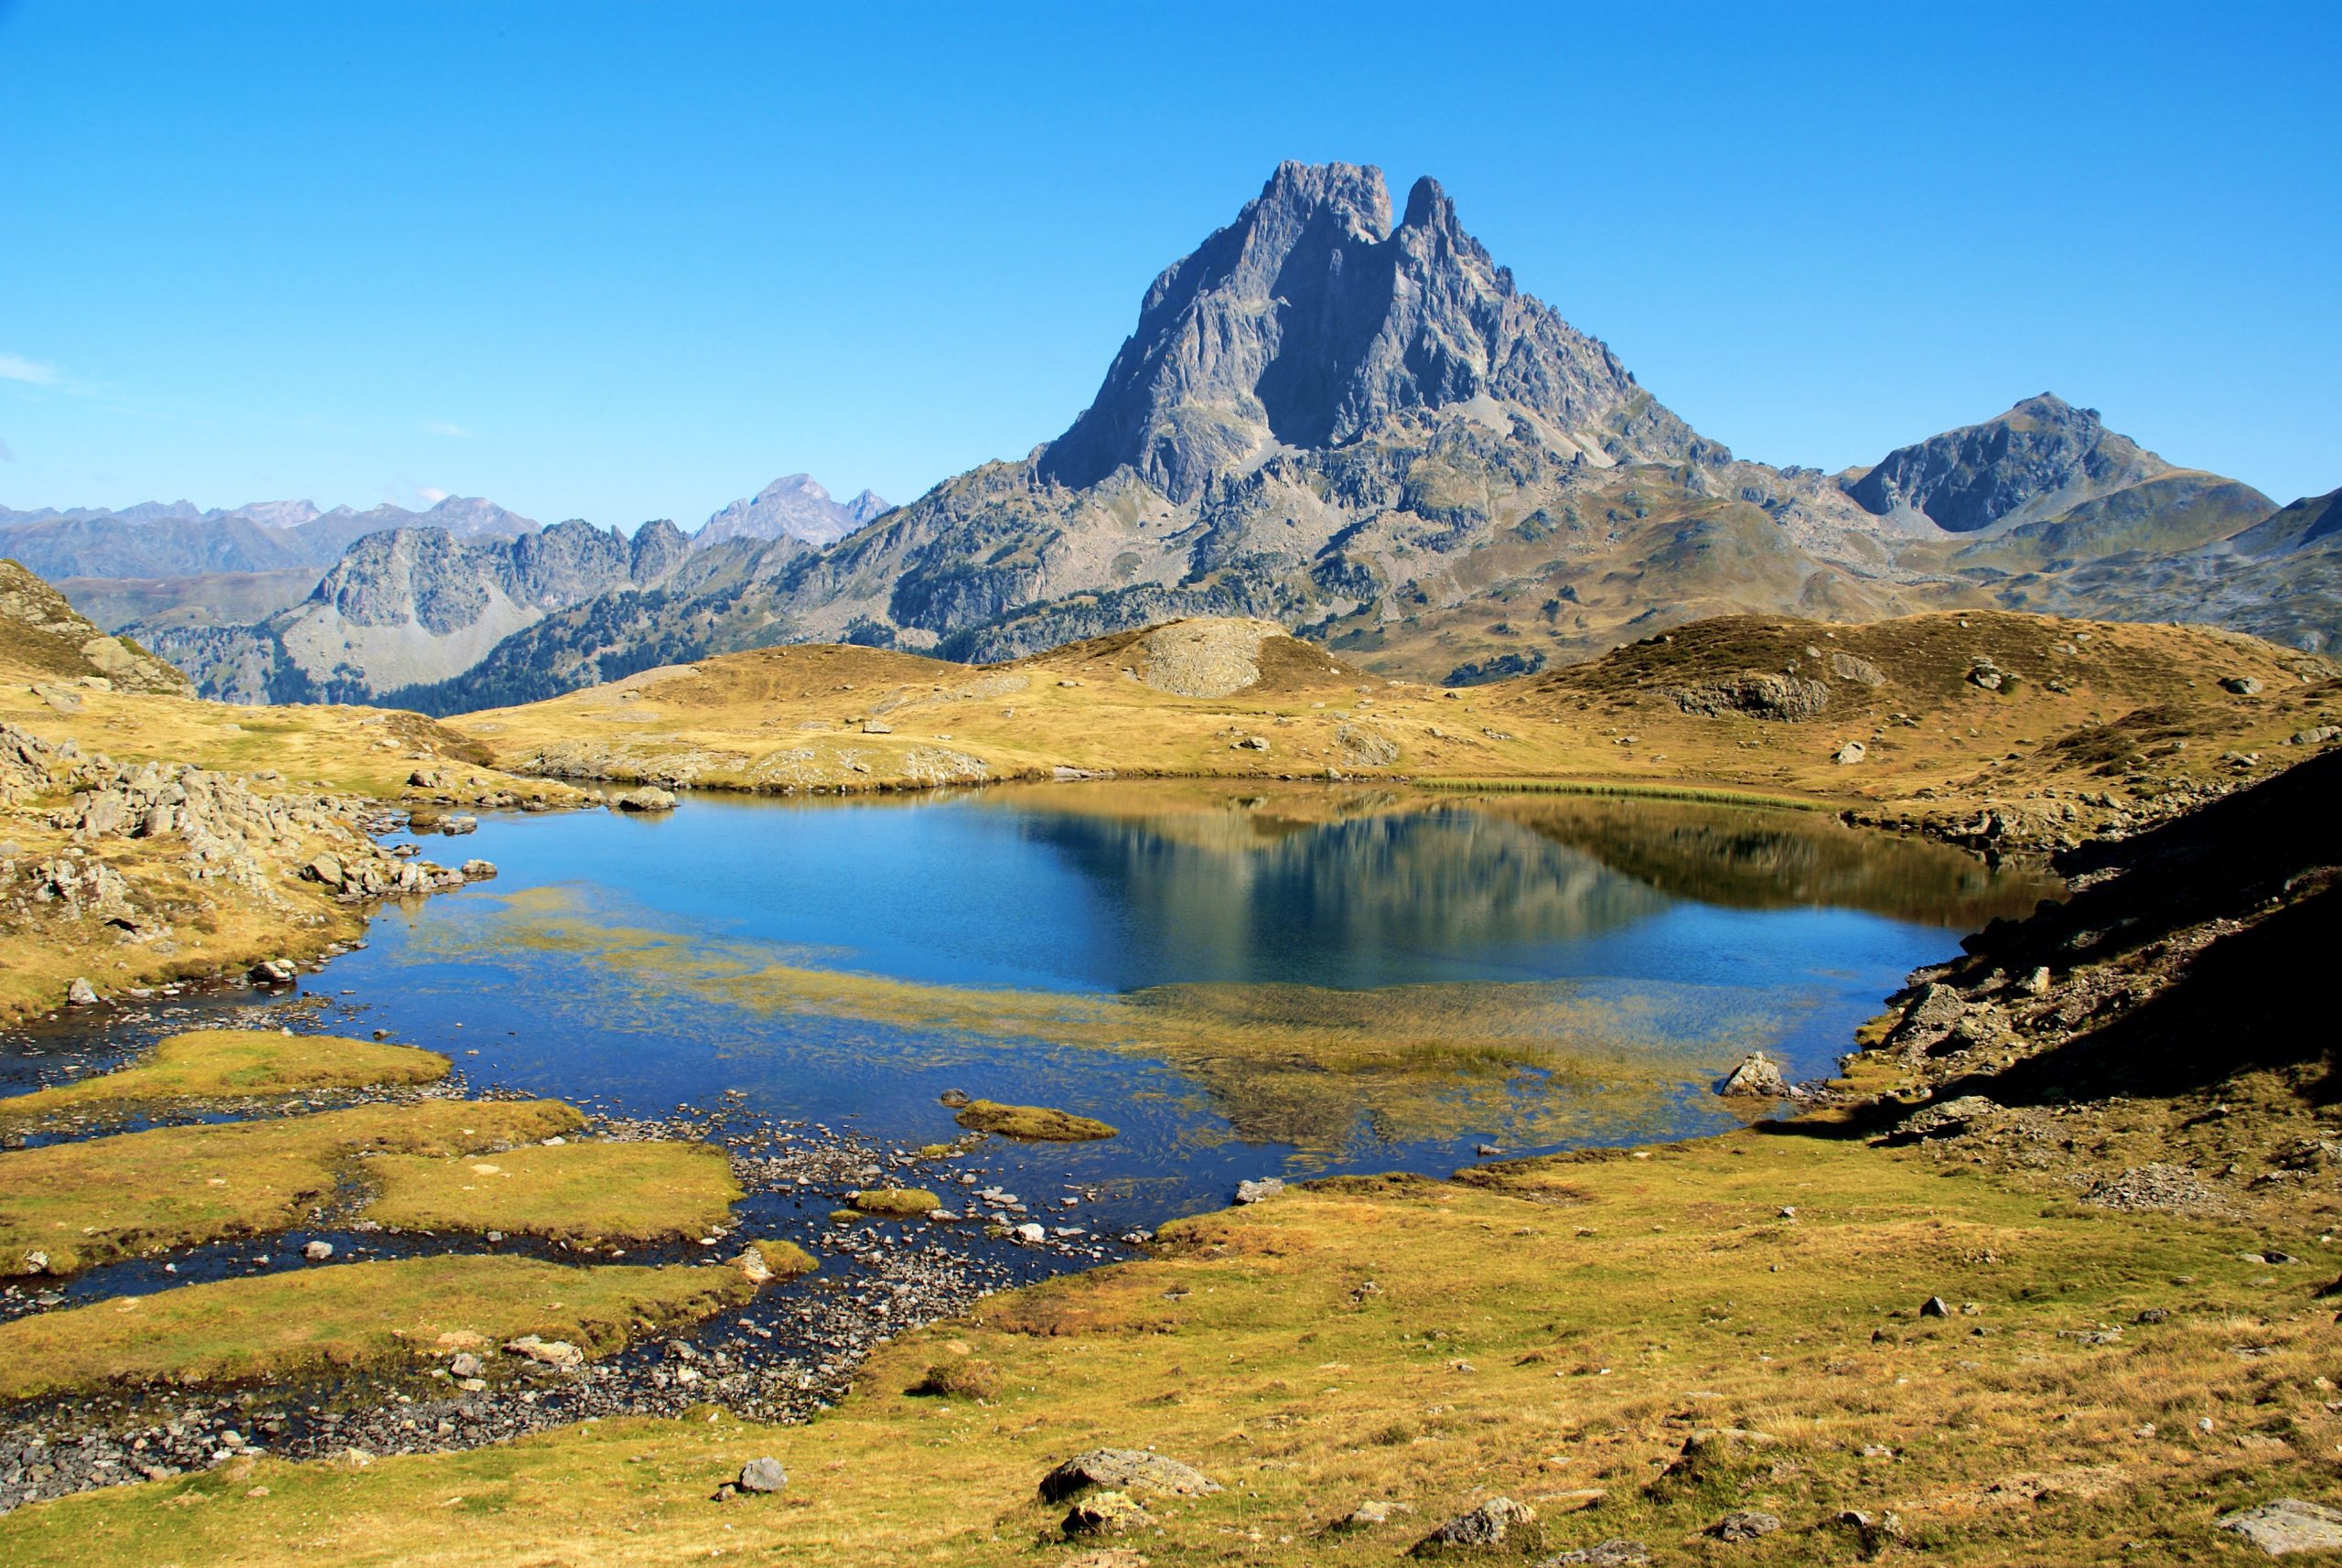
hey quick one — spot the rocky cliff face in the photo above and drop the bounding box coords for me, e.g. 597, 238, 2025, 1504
1040, 162, 1718, 503
146, 519, 689, 704
695, 475, 890, 550
1843, 394, 2173, 533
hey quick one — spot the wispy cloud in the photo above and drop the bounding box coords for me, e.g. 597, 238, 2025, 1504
0, 435, 15, 462
418, 486, 450, 503
0, 352, 58, 386
422, 420, 476, 439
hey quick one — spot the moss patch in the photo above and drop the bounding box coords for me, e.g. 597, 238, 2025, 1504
0, 1030, 450, 1134
0, 1254, 749, 1400
364, 1139, 742, 1244
951, 1099, 1118, 1142
0, 1100, 581, 1277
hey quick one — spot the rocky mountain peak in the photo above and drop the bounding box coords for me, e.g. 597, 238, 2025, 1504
1846, 392, 2171, 533
1038, 161, 1716, 503
697, 474, 887, 550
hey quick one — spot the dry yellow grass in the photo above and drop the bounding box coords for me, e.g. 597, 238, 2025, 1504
452, 611, 2337, 852
0, 1028, 449, 1134
364, 1138, 743, 1244
0, 1100, 583, 1276
5, 1123, 2329, 1565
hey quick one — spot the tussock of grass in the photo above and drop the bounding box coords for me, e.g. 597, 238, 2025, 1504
952, 1100, 1118, 1142
0, 1254, 749, 1400
745, 1239, 818, 1282
848, 1187, 942, 1217
364, 1138, 741, 1244
0, 1030, 449, 1133
0, 1100, 581, 1276
907, 1358, 1003, 1400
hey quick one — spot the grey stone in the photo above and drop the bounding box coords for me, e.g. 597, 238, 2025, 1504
1038, 1449, 1219, 1502
2220, 676, 2263, 696
302, 1240, 333, 1262
2219, 1498, 2342, 1555
64, 977, 98, 1006
1833, 740, 1866, 765
737, 1457, 787, 1495
1709, 1510, 1782, 1541
1412, 1496, 1536, 1555
1719, 1053, 1788, 1098
1234, 1177, 1286, 1205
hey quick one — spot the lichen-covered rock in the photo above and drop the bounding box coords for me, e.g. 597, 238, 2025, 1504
1668, 674, 1829, 722
1410, 1496, 1538, 1555
1038, 1448, 1221, 1502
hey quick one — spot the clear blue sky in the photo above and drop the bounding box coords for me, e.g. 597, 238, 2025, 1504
2, 1, 2335, 528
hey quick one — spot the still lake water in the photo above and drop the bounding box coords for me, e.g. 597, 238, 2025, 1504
285, 781, 2055, 1234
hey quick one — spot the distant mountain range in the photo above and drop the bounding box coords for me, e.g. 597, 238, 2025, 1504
10, 160, 2332, 712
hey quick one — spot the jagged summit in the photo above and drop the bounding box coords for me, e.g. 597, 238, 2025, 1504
696, 474, 890, 550
1038, 160, 1719, 502
1846, 392, 2173, 534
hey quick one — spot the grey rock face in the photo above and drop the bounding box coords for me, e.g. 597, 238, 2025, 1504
696, 475, 888, 550
1042, 162, 1718, 504
146, 517, 690, 705
1846, 393, 2168, 532
2218, 1499, 2342, 1557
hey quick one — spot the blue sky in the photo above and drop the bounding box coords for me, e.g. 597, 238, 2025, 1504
1, 1, 2335, 527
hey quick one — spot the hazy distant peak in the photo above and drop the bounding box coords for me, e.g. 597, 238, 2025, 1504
696, 473, 888, 549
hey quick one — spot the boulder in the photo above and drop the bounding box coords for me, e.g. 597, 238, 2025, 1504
2220, 676, 2264, 696
65, 977, 98, 1007
443, 815, 478, 835
1038, 1448, 1221, 1502
249, 958, 298, 988
1668, 674, 1829, 722
615, 787, 678, 812
1833, 741, 1866, 765
1711, 1510, 1782, 1541
449, 1352, 483, 1379
737, 1457, 787, 1495
459, 859, 498, 881
2218, 1498, 2342, 1555
304, 854, 346, 889
302, 1240, 334, 1262
1411, 1496, 1537, 1555
1234, 1176, 1286, 1205
1718, 1053, 1788, 1098
502, 1335, 584, 1369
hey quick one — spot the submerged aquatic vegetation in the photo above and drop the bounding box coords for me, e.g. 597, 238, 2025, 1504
408, 884, 1801, 1153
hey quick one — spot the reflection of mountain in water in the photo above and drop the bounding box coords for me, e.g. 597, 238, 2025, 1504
987, 785, 2057, 986
1003, 804, 1671, 988
1484, 797, 2062, 929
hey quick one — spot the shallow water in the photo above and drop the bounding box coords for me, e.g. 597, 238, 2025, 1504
232, 780, 2057, 1233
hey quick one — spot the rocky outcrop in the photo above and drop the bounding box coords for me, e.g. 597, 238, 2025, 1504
0, 561, 193, 695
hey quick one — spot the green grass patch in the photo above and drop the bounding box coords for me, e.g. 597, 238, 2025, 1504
0, 1100, 581, 1277
0, 1254, 750, 1400
0, 1030, 449, 1134
848, 1187, 941, 1217
365, 1139, 742, 1243
951, 1099, 1118, 1142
